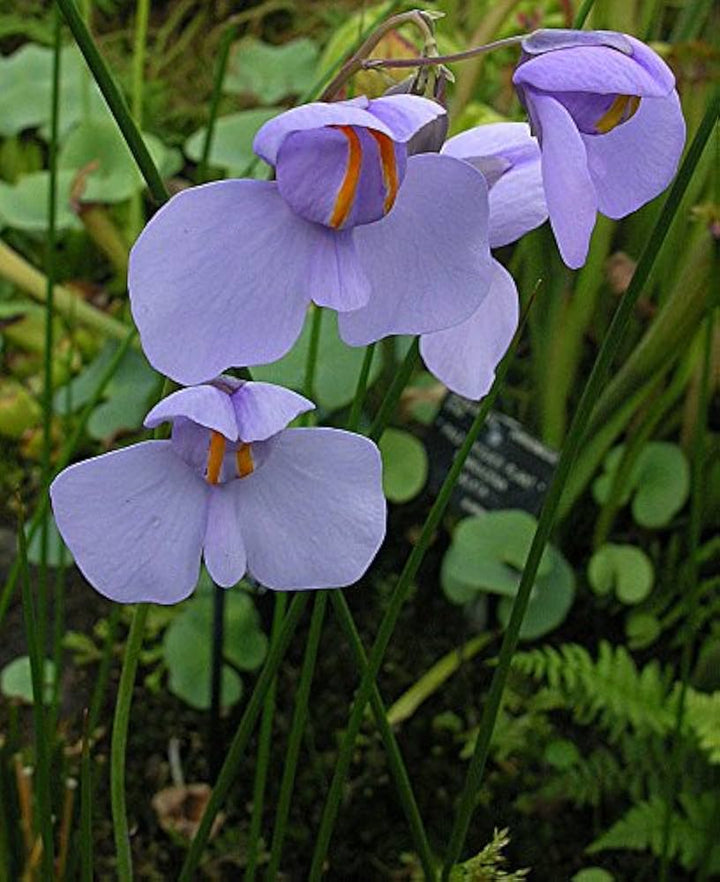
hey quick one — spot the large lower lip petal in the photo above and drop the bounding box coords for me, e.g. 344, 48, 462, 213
50, 441, 208, 605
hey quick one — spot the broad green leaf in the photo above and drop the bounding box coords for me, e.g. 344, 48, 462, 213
59, 119, 181, 203
0, 656, 55, 704
252, 309, 382, 411
0, 44, 112, 139
588, 543, 654, 605
224, 37, 319, 104
379, 428, 428, 503
0, 170, 80, 232
164, 589, 267, 710
184, 109, 277, 176
55, 342, 159, 440
25, 516, 74, 568
593, 442, 690, 529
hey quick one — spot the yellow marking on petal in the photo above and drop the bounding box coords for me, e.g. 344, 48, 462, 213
369, 129, 399, 214
329, 125, 363, 229
236, 443, 254, 479
206, 430, 226, 485
595, 94, 641, 134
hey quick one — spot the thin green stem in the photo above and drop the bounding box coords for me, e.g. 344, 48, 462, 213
308, 322, 523, 881
362, 33, 525, 71
17, 513, 55, 878
128, 0, 150, 238
80, 710, 93, 882
178, 592, 310, 882
244, 592, 287, 882
330, 592, 437, 880
111, 604, 149, 881
573, 0, 597, 27
39, 8, 62, 663
265, 592, 328, 881
347, 343, 376, 432
440, 89, 720, 879
368, 338, 419, 442
658, 324, 718, 876
198, 25, 237, 182
303, 307, 324, 402
209, 584, 226, 782
54, 0, 169, 204
0, 329, 137, 629
88, 605, 122, 732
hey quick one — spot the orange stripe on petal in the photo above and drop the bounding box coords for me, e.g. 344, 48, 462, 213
236, 443, 254, 479
206, 431, 226, 485
369, 129, 399, 214
595, 94, 641, 134
329, 125, 363, 229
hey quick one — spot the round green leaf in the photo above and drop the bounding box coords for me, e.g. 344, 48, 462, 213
163, 590, 267, 710
497, 548, 575, 640
0, 656, 55, 704
252, 309, 381, 411
625, 611, 661, 650
588, 543, 654, 605
631, 443, 690, 528
184, 109, 278, 176
224, 37, 319, 104
379, 428, 428, 503
593, 442, 690, 529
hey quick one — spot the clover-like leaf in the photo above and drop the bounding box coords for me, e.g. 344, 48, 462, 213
441, 510, 574, 640
625, 611, 661, 650
588, 543, 654, 605
0, 170, 80, 232
0, 656, 55, 704
59, 120, 181, 203
184, 109, 278, 177
593, 442, 690, 529
164, 589, 267, 710
572, 870, 615, 882
224, 37, 319, 104
252, 309, 382, 412
379, 428, 428, 503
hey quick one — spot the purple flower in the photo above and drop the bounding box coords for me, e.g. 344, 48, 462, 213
129, 96, 493, 385
420, 123, 547, 399
50, 380, 386, 604
513, 29, 685, 268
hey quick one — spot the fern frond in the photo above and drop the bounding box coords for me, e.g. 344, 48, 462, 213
685, 690, 720, 764
512, 641, 675, 739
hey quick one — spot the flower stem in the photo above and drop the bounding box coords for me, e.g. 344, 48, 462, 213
209, 583, 226, 782
368, 338, 419, 441
198, 24, 238, 182
244, 592, 287, 882
264, 592, 328, 880
330, 591, 437, 880
347, 343, 376, 432
178, 592, 310, 882
440, 87, 720, 879
17, 510, 55, 879
54, 0, 169, 204
111, 603, 149, 881
362, 33, 525, 71
308, 318, 524, 881
80, 710, 93, 882
573, 0, 599, 27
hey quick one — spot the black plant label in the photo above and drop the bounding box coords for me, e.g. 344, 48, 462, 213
427, 394, 557, 516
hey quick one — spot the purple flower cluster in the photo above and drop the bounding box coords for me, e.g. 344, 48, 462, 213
50, 28, 684, 604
